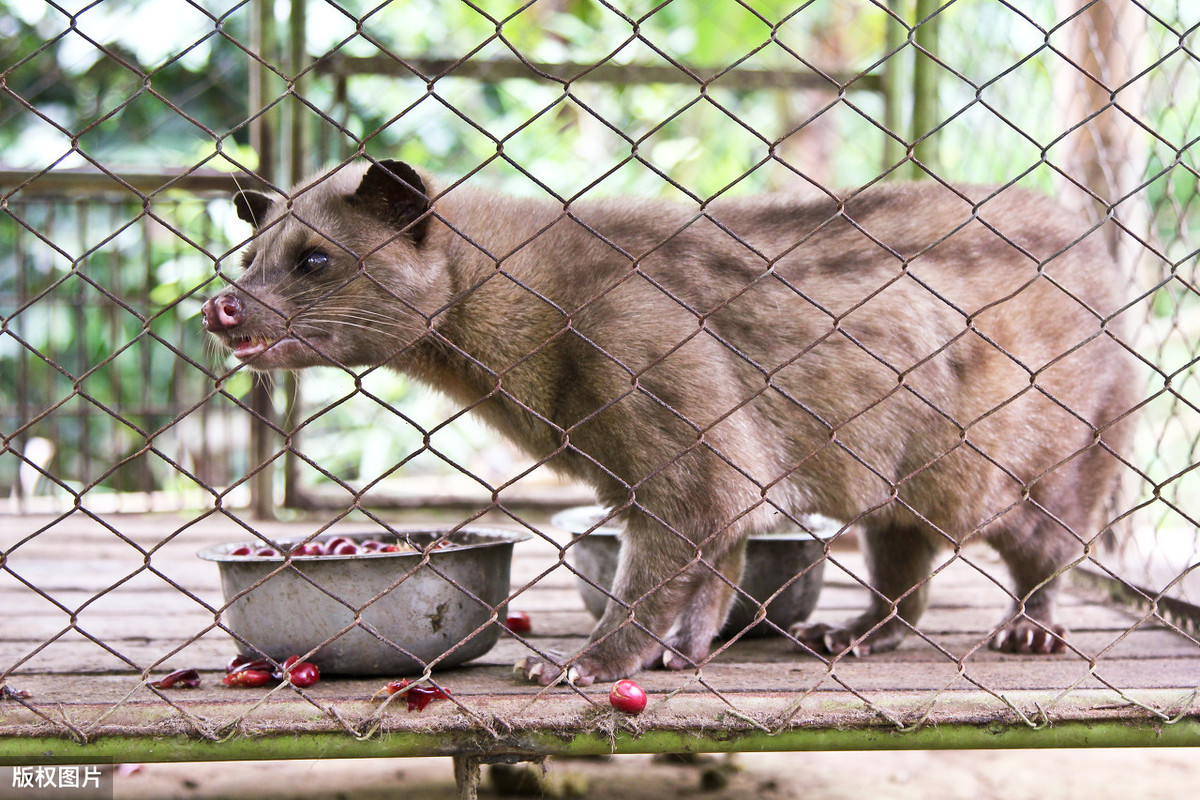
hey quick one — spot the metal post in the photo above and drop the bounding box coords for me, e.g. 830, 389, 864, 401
248, 0, 278, 519
882, 0, 908, 174
453, 756, 481, 800
910, 0, 941, 178
281, 0, 307, 509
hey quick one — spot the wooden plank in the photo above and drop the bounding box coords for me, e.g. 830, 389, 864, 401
5, 626, 1199, 694
3, 660, 1198, 737
3, 674, 1197, 755
0, 167, 271, 197
312, 54, 883, 93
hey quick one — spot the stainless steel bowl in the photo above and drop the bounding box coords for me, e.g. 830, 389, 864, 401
198, 527, 529, 675
552, 506, 838, 638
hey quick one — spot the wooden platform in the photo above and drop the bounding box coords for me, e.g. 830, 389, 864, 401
2, 509, 1199, 763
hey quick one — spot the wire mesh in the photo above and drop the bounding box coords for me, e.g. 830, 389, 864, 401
1, 0, 1199, 758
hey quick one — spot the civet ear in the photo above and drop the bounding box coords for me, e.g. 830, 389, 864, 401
351, 159, 431, 244
233, 190, 274, 228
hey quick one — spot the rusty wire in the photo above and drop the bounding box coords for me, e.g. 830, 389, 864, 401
1, 0, 1199, 749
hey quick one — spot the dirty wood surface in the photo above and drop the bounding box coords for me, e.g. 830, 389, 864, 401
1, 509, 1198, 759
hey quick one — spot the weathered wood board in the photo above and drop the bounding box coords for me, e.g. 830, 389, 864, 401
2, 510, 1198, 760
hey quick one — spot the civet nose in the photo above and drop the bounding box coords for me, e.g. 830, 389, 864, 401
201, 294, 245, 332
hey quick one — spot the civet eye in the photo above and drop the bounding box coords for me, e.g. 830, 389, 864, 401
299, 249, 330, 272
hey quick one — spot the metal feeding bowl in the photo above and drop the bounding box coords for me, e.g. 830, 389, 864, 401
552, 506, 838, 638
197, 527, 529, 675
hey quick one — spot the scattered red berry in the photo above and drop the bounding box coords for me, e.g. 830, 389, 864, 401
609, 679, 647, 714
505, 611, 532, 633
378, 678, 451, 712
222, 654, 319, 688
150, 668, 201, 689
221, 668, 272, 687
285, 660, 321, 688
226, 655, 271, 675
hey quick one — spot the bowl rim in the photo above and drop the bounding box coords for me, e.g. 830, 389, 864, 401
552, 505, 845, 542
197, 526, 531, 563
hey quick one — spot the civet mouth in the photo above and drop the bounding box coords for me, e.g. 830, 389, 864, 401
230, 335, 276, 360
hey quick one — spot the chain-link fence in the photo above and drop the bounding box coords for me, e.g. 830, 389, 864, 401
3, 0, 1199, 787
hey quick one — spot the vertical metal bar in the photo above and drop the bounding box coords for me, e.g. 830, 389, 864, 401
111, 197, 131, 492
282, 0, 307, 509
248, 0, 278, 519
11, 198, 30, 511
910, 0, 940, 178
73, 199, 90, 489
286, 0, 308, 184
163, 198, 182, 495
196, 198, 216, 491
250, 0, 278, 182
882, 0, 908, 174
141, 199, 158, 500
